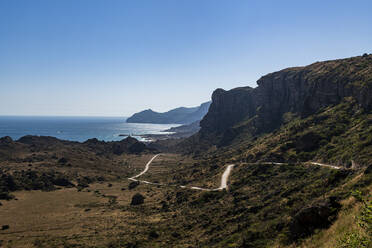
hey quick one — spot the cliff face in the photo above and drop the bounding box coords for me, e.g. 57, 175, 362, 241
200, 87, 255, 134
199, 54, 372, 145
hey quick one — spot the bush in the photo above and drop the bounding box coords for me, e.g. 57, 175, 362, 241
0, 191, 13, 200
131, 193, 145, 205
77, 182, 89, 191
338, 191, 372, 247
128, 181, 139, 190
148, 230, 159, 239
58, 157, 68, 164
1, 225, 9, 230
52, 177, 74, 187
338, 232, 369, 248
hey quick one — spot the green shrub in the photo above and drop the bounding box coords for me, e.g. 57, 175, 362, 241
338, 190, 371, 247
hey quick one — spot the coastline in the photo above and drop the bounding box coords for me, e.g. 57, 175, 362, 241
0, 116, 180, 143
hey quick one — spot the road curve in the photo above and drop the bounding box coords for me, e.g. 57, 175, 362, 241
128, 154, 234, 191
218, 164, 235, 190
184, 165, 234, 191
129, 154, 160, 180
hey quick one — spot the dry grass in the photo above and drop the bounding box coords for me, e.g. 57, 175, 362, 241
0, 179, 171, 247
0, 153, 203, 248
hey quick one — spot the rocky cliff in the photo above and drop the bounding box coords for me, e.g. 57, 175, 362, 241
199, 54, 372, 146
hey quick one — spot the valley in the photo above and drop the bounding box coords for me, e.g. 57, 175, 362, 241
1, 54, 371, 247
0, 137, 370, 248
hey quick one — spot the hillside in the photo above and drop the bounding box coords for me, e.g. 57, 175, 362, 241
170, 54, 372, 247
0, 135, 153, 201
181, 54, 372, 166
126, 101, 211, 124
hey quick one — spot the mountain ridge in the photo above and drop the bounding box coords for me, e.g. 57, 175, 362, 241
198, 54, 372, 146
177, 54, 372, 169
126, 101, 211, 124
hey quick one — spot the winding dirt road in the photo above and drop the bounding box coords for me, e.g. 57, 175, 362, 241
248, 161, 341, 170
128, 155, 341, 192
129, 154, 161, 180
128, 154, 235, 191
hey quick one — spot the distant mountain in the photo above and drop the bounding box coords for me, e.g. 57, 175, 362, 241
126, 101, 211, 124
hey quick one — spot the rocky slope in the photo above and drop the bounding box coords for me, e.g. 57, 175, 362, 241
127, 101, 211, 124
199, 54, 372, 146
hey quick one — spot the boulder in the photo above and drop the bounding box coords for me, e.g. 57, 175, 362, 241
289, 197, 341, 240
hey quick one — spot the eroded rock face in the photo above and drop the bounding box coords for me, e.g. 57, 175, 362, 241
200, 87, 255, 135
199, 54, 372, 146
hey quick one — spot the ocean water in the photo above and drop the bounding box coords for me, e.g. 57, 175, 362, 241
0, 116, 180, 142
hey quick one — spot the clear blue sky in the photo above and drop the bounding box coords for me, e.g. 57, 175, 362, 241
1, 0, 371, 116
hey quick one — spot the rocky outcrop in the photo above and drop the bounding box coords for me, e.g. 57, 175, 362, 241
199, 54, 372, 146
127, 101, 211, 124
111, 136, 147, 155
289, 197, 341, 240
0, 136, 13, 145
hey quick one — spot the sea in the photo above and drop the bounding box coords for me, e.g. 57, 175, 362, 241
0, 116, 180, 142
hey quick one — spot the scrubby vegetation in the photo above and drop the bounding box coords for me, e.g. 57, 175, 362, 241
338, 190, 371, 248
